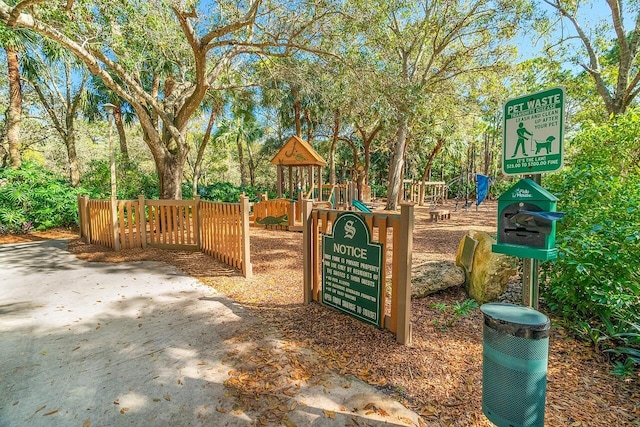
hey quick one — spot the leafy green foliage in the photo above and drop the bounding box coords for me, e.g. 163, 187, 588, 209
80, 157, 159, 200
542, 109, 640, 373
430, 299, 478, 330
0, 163, 81, 231
370, 183, 387, 199
198, 182, 276, 203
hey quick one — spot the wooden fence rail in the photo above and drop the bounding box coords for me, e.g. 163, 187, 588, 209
249, 197, 295, 230
302, 200, 414, 345
77, 195, 252, 278
400, 181, 448, 206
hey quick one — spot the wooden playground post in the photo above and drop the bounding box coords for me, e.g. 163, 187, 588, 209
288, 199, 296, 228
288, 165, 294, 198
277, 166, 283, 198
302, 199, 314, 304
395, 203, 414, 345
317, 165, 323, 201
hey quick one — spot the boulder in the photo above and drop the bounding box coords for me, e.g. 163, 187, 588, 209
411, 261, 465, 298
455, 231, 517, 304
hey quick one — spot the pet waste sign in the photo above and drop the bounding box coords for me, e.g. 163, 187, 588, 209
503, 87, 565, 175
322, 212, 382, 327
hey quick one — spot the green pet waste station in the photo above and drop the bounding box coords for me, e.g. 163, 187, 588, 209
492, 178, 561, 261
481, 303, 550, 427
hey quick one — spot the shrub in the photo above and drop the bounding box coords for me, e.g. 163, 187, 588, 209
81, 157, 159, 200
542, 109, 640, 372
0, 162, 81, 231
198, 182, 276, 203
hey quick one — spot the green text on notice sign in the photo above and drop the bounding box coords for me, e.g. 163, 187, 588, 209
503, 87, 565, 175
322, 212, 382, 327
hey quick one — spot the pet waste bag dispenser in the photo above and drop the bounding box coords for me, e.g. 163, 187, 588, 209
492, 178, 562, 261
481, 303, 550, 427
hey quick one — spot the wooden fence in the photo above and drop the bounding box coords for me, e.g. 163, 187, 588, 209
77, 195, 252, 278
249, 196, 295, 230
400, 181, 448, 206
302, 200, 414, 345
200, 200, 251, 275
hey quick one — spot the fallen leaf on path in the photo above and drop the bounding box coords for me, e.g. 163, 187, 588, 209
83, 419, 91, 427
119, 407, 129, 414
163, 394, 171, 401
323, 410, 335, 419
43, 409, 58, 416
421, 405, 437, 416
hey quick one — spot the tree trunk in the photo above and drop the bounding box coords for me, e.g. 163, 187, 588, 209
305, 107, 313, 143
0, 144, 8, 167
157, 154, 184, 200
237, 136, 248, 187
6, 46, 22, 169
246, 141, 256, 187
385, 117, 408, 210
292, 86, 302, 138
65, 131, 80, 187
483, 131, 490, 176
329, 110, 340, 185
419, 137, 445, 205
192, 107, 217, 197
113, 102, 129, 164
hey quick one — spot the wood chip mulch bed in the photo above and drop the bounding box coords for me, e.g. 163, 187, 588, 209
4, 201, 639, 426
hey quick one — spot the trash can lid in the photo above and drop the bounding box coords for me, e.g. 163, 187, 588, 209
481, 303, 550, 338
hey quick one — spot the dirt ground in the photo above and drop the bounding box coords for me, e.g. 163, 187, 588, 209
4, 201, 639, 426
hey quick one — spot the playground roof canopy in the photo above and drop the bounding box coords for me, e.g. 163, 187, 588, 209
271, 135, 327, 167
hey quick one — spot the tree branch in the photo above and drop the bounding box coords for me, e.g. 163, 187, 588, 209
6, 0, 46, 27
200, 0, 261, 47
543, 0, 614, 111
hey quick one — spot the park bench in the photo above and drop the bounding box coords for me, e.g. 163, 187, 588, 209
429, 209, 450, 222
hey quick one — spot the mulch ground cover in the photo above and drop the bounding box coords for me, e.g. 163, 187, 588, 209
4, 201, 639, 426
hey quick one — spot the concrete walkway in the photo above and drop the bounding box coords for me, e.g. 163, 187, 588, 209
0, 240, 423, 427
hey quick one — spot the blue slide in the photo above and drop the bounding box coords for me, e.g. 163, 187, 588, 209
351, 199, 372, 212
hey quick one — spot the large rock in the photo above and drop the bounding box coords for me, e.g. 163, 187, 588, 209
455, 231, 517, 304
411, 261, 465, 298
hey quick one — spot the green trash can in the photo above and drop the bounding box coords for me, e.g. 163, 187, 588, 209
481, 303, 550, 427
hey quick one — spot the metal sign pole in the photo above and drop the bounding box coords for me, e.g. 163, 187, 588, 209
521, 173, 542, 309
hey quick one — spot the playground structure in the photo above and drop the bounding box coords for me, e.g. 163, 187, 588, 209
249, 136, 375, 231
272, 135, 327, 202
399, 180, 448, 206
